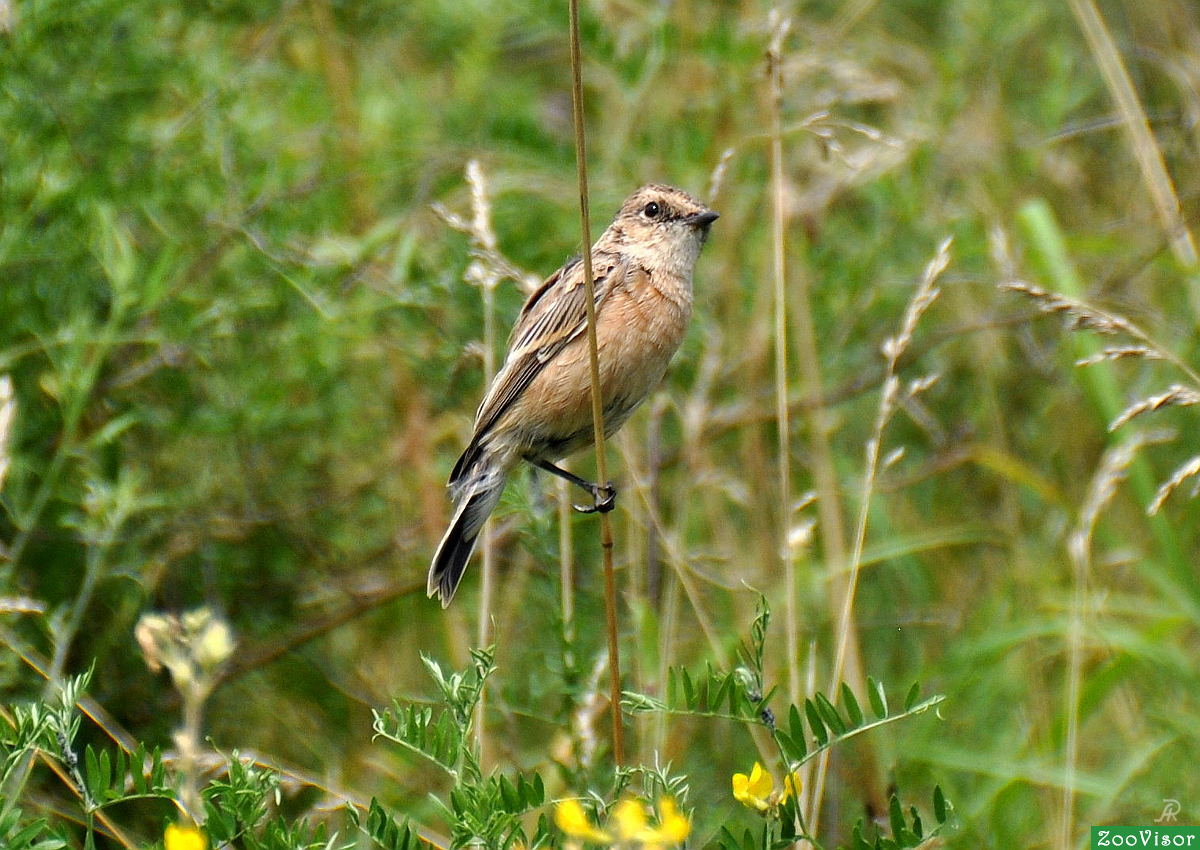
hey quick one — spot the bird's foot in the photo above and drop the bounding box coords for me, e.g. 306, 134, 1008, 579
573, 481, 617, 514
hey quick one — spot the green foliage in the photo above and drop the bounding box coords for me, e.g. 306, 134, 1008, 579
625, 600, 944, 778
373, 648, 552, 848
0, 807, 66, 850
0, 0, 1197, 847
82, 743, 170, 809
714, 787, 952, 850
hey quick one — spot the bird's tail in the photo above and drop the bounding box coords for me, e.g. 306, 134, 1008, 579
427, 457, 507, 607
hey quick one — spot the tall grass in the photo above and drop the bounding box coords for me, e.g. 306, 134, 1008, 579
1, 0, 1198, 846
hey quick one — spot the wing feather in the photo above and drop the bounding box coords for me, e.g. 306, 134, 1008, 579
470, 253, 625, 442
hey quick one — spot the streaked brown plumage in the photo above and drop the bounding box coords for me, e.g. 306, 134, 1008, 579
428, 184, 718, 606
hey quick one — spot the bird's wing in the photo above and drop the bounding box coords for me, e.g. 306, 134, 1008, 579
469, 252, 627, 441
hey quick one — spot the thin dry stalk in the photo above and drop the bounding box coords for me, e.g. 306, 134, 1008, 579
1075, 346, 1161, 367
469, 161, 499, 768
1148, 454, 1200, 515
758, 9, 874, 829
1109, 385, 1200, 432
437, 160, 512, 766
808, 237, 951, 839
568, 0, 624, 767
1065, 0, 1199, 272
0, 0, 15, 34
1000, 281, 1200, 387
620, 460, 780, 770
558, 476, 575, 653
0, 375, 13, 495
766, 11, 800, 711
1061, 430, 1168, 850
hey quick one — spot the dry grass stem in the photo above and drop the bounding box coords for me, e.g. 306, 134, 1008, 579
1148, 454, 1200, 515
809, 236, 951, 838
1068, 430, 1172, 569
1061, 428, 1167, 850
568, 0, 623, 767
1000, 281, 1137, 336
1075, 346, 1162, 366
0, 374, 13, 495
708, 147, 736, 201
1001, 281, 1200, 386
431, 197, 540, 297
1108, 385, 1200, 432
435, 160, 519, 767
1065, 0, 1199, 269
766, 9, 801, 714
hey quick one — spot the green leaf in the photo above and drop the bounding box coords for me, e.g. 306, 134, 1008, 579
889, 795, 905, 841
712, 672, 733, 712
852, 820, 873, 850
904, 682, 921, 712
868, 676, 888, 718
933, 785, 947, 824
815, 692, 847, 735
499, 775, 520, 811
717, 826, 743, 850
842, 683, 864, 727
787, 705, 806, 744
805, 699, 828, 746
910, 805, 923, 839
775, 729, 804, 764
84, 747, 100, 798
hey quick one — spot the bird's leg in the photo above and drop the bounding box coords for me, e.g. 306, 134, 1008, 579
528, 457, 617, 514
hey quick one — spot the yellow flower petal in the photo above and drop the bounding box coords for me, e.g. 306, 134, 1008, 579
656, 798, 691, 842
164, 823, 207, 850
784, 771, 802, 801
554, 799, 612, 843
612, 799, 649, 840
732, 762, 774, 811
748, 762, 774, 798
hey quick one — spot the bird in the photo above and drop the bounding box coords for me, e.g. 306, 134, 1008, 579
427, 183, 718, 606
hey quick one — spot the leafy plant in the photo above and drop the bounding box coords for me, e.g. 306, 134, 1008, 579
372, 648, 552, 848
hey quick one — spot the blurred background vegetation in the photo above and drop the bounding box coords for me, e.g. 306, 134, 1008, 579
1, 0, 1198, 846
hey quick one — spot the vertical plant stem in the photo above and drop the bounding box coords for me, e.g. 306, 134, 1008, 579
1061, 549, 1085, 850
475, 269, 497, 770
1018, 201, 1190, 593
762, 10, 873, 830
559, 475, 575, 662
808, 239, 950, 839
179, 685, 204, 823
1064, 0, 1198, 272
766, 15, 799, 711
567, 0, 624, 767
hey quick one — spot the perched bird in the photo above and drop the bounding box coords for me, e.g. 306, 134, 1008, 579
428, 183, 718, 606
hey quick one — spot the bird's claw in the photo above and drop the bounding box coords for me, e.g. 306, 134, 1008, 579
572, 482, 617, 514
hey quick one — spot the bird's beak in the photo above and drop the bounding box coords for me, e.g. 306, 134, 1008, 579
685, 210, 720, 228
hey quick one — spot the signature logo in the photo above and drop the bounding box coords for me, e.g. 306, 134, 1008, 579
1154, 799, 1181, 824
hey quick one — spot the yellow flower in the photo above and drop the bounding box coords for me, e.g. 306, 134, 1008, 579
555, 799, 612, 843
164, 823, 207, 850
732, 762, 774, 812
612, 799, 649, 840
613, 798, 691, 848
556, 797, 690, 848
655, 798, 691, 843
783, 771, 802, 801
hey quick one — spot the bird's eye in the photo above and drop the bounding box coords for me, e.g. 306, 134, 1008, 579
643, 201, 661, 219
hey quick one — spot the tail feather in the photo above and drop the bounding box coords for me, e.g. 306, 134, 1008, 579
428, 467, 506, 607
